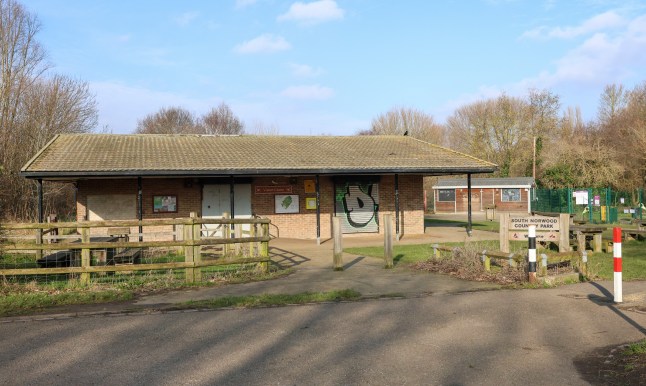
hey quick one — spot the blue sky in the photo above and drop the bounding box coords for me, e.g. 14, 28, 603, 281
21, 0, 646, 135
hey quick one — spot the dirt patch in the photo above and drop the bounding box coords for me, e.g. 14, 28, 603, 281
574, 342, 646, 385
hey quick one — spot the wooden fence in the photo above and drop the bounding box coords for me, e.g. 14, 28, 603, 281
0, 214, 271, 284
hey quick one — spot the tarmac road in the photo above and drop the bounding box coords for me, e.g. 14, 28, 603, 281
1, 282, 646, 385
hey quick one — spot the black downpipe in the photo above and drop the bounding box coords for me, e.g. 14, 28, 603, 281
395, 174, 400, 236
37, 178, 43, 223
138, 177, 143, 241
467, 174, 472, 236
316, 175, 321, 244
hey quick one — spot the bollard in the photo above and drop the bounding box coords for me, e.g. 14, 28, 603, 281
333, 217, 344, 271
433, 243, 440, 259
613, 227, 622, 303
528, 225, 537, 283
540, 253, 548, 276
581, 250, 588, 277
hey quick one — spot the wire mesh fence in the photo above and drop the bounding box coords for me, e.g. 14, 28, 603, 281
531, 187, 644, 224
0, 217, 271, 289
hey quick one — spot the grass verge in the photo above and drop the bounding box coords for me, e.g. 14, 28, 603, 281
176, 289, 362, 310
0, 290, 134, 317
586, 240, 646, 280
424, 218, 500, 233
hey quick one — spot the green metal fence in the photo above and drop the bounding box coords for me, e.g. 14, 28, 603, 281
531, 188, 643, 224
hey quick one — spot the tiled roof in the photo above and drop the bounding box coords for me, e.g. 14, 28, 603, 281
21, 134, 497, 178
433, 177, 535, 188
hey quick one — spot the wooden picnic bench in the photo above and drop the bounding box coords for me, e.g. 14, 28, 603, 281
107, 227, 142, 265
622, 229, 646, 241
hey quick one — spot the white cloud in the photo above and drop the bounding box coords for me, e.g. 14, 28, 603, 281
280, 85, 334, 99
289, 63, 324, 77
175, 11, 199, 27
277, 0, 345, 26
521, 10, 625, 39
234, 34, 291, 54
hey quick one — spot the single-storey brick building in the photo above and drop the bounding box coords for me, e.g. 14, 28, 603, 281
432, 177, 534, 214
21, 134, 496, 240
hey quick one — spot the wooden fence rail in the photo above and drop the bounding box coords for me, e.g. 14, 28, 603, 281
0, 214, 271, 284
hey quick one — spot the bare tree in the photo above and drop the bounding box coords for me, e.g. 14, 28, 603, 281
199, 102, 244, 135
598, 83, 628, 127
362, 106, 445, 145
135, 106, 200, 134
0, 0, 98, 221
249, 120, 280, 136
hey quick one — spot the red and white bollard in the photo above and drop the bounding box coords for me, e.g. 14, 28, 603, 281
613, 227, 622, 303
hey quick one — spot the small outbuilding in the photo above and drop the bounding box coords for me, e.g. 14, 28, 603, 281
21, 134, 497, 240
432, 177, 534, 214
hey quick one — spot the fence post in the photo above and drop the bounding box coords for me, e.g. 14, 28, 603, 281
581, 250, 588, 277
433, 243, 440, 259
259, 222, 269, 272
540, 253, 548, 276
384, 214, 393, 269
333, 217, 343, 271
249, 222, 257, 258
528, 225, 537, 284
191, 212, 201, 282
613, 227, 622, 303
80, 225, 90, 285
184, 214, 196, 283
559, 213, 570, 252
223, 212, 230, 256
508, 253, 516, 268
35, 226, 43, 261
482, 250, 490, 272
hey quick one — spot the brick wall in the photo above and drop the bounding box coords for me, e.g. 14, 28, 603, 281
77, 175, 426, 240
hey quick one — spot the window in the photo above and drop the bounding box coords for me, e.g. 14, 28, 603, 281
501, 188, 521, 202
437, 189, 455, 202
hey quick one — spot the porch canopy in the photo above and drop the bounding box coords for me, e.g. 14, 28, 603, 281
21, 134, 497, 235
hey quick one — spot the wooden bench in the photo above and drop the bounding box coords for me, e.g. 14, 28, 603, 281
622, 229, 646, 241
112, 248, 142, 265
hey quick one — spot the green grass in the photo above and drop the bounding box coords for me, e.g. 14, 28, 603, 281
0, 290, 133, 317
624, 340, 646, 356
587, 240, 646, 280
425, 218, 500, 233
346, 240, 527, 265
179, 289, 361, 310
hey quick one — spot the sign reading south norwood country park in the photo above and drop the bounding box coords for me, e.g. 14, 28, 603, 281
500, 213, 570, 253
509, 215, 560, 241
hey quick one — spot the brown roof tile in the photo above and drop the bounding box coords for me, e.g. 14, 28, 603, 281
21, 134, 497, 178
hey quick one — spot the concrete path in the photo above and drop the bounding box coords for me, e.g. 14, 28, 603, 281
136, 227, 502, 306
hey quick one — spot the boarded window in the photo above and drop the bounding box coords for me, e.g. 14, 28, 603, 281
87, 194, 136, 221
501, 188, 521, 202
437, 189, 455, 202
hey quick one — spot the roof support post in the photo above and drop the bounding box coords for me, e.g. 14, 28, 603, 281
467, 173, 473, 236
37, 178, 43, 223
230, 175, 235, 238
316, 174, 321, 245
137, 176, 143, 241
395, 174, 400, 239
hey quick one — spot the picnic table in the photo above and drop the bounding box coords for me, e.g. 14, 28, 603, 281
569, 225, 604, 253
36, 236, 119, 268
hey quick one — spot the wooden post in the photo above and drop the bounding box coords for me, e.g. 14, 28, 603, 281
80, 225, 90, 285
184, 215, 196, 283
384, 214, 393, 268
259, 222, 269, 272
559, 213, 570, 252
540, 253, 548, 276
249, 222, 257, 258
333, 217, 343, 271
499, 213, 510, 253
482, 250, 490, 272
581, 250, 588, 277
593, 233, 602, 253
35, 228, 43, 261
223, 212, 230, 256
576, 231, 585, 252
191, 212, 201, 282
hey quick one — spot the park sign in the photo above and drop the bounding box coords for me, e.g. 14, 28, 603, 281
499, 213, 570, 253
509, 215, 560, 241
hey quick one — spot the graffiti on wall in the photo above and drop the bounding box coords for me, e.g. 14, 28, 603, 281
335, 183, 379, 232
